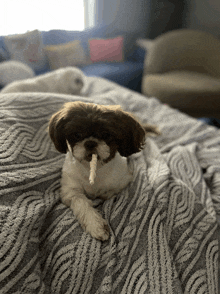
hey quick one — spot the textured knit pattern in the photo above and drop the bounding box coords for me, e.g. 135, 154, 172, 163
0, 77, 219, 293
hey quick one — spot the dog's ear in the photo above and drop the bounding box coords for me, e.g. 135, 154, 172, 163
114, 111, 161, 157
49, 109, 68, 153
113, 111, 145, 157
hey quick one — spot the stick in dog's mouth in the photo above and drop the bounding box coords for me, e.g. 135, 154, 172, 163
89, 154, 98, 185
66, 140, 97, 184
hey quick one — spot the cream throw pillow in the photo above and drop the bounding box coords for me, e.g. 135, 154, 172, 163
44, 40, 90, 70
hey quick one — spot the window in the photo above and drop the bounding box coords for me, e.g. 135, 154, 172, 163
1, 0, 85, 36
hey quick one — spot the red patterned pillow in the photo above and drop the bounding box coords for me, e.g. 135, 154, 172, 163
89, 36, 124, 63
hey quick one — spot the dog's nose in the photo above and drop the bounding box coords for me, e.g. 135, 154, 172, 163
84, 140, 97, 150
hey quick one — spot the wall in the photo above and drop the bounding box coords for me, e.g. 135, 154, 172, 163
112, 0, 150, 35
93, 0, 220, 39
94, 0, 150, 37
99, 0, 186, 39
185, 0, 220, 37
146, 0, 187, 39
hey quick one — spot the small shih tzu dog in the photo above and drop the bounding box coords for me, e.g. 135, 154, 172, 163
1, 66, 85, 95
49, 101, 160, 241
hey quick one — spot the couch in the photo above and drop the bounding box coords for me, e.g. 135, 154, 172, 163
0, 25, 145, 93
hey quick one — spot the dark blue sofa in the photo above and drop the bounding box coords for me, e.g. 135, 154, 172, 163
0, 25, 146, 93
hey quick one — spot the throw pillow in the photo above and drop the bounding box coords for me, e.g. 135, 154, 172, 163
89, 36, 124, 63
44, 40, 90, 70
4, 30, 47, 72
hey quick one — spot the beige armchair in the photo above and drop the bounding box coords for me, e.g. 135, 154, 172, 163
142, 29, 220, 118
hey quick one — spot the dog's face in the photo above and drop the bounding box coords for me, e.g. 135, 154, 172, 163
59, 67, 85, 95
49, 102, 147, 163
69, 76, 84, 95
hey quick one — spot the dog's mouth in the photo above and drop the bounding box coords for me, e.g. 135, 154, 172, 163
85, 152, 100, 162
72, 139, 113, 164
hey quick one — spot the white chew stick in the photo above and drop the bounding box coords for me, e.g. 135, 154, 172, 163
66, 140, 72, 153
89, 154, 97, 185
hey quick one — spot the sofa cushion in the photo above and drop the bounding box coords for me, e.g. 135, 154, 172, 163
89, 36, 124, 63
44, 40, 90, 70
4, 30, 47, 72
127, 47, 146, 63
41, 26, 142, 61
84, 24, 143, 60
41, 30, 90, 56
81, 61, 143, 91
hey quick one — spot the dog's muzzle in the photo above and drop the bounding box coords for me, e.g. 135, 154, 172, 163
84, 140, 99, 162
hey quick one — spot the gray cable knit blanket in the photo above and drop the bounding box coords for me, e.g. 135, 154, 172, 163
0, 77, 219, 293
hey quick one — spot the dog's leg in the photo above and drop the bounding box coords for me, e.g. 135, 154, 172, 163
62, 189, 109, 241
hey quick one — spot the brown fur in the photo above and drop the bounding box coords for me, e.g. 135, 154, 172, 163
49, 101, 160, 158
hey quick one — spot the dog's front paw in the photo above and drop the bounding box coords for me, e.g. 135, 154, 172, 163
85, 213, 110, 241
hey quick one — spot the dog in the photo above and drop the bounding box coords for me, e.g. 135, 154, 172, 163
0, 60, 35, 87
1, 66, 85, 95
49, 101, 160, 241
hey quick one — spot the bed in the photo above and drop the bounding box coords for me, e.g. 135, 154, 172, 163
0, 76, 219, 293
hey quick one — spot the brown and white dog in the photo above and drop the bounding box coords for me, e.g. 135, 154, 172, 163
49, 101, 160, 241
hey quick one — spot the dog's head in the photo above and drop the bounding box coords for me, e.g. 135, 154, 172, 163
58, 67, 85, 95
49, 101, 158, 163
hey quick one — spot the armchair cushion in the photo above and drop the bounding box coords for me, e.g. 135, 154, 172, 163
143, 70, 220, 117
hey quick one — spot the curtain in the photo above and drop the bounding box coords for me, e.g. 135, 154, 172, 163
84, 0, 104, 29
